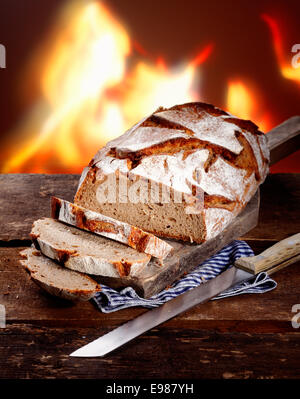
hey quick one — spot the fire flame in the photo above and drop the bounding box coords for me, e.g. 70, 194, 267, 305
227, 14, 300, 135
2, 0, 207, 173
226, 81, 273, 132
223, 12, 300, 134
1, 3, 297, 173
261, 14, 300, 85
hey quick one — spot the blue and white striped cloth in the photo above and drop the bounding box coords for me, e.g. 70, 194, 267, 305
93, 240, 277, 313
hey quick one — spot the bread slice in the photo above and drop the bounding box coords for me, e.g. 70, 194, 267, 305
75, 102, 269, 243
51, 196, 173, 259
30, 218, 151, 277
20, 247, 100, 301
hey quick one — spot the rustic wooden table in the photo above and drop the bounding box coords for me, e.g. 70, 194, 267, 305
0, 173, 299, 380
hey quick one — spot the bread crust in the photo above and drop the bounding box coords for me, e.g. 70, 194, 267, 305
20, 248, 100, 301
31, 218, 152, 278
75, 102, 269, 242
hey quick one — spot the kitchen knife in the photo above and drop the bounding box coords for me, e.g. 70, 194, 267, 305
70, 233, 300, 358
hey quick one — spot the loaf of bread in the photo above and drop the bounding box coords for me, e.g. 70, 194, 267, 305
75, 102, 269, 243
51, 196, 173, 259
20, 247, 101, 301
30, 218, 152, 277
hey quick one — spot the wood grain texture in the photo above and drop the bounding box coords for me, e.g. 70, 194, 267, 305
267, 116, 300, 165
1, 173, 299, 242
235, 232, 300, 274
1, 246, 299, 332
245, 174, 300, 241
0, 324, 299, 379
0, 174, 79, 241
0, 173, 300, 379
0, 173, 258, 298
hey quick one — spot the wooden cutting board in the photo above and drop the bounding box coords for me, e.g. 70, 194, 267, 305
0, 117, 298, 298
93, 116, 300, 298
95, 189, 260, 297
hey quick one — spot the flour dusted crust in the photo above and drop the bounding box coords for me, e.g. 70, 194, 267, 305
130, 149, 209, 195
75, 102, 269, 243
154, 109, 244, 154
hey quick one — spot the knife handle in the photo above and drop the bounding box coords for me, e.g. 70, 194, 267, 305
234, 233, 300, 275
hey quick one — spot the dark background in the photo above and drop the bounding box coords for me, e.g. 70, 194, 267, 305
0, 0, 299, 172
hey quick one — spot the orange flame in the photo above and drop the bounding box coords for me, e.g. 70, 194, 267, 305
2, 0, 210, 173
226, 15, 299, 134
3, 3, 297, 174
226, 80, 273, 132
2, 0, 130, 173
261, 13, 300, 84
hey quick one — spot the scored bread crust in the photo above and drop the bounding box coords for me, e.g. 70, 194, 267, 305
51, 196, 173, 259
30, 218, 152, 278
75, 102, 269, 243
20, 247, 100, 301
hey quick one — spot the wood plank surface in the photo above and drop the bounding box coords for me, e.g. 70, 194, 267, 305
0, 174, 79, 241
0, 173, 299, 379
267, 116, 300, 165
0, 325, 299, 379
1, 173, 299, 242
245, 174, 300, 241
0, 246, 299, 332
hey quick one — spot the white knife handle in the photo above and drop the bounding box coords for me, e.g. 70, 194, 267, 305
234, 233, 300, 275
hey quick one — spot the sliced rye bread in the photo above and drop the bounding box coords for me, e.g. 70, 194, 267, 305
51, 196, 173, 259
30, 218, 152, 278
75, 102, 269, 243
20, 247, 100, 301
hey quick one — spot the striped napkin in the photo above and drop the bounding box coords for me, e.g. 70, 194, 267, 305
93, 240, 277, 313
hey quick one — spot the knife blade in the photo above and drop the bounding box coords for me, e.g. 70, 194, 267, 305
70, 233, 300, 358
70, 266, 241, 358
